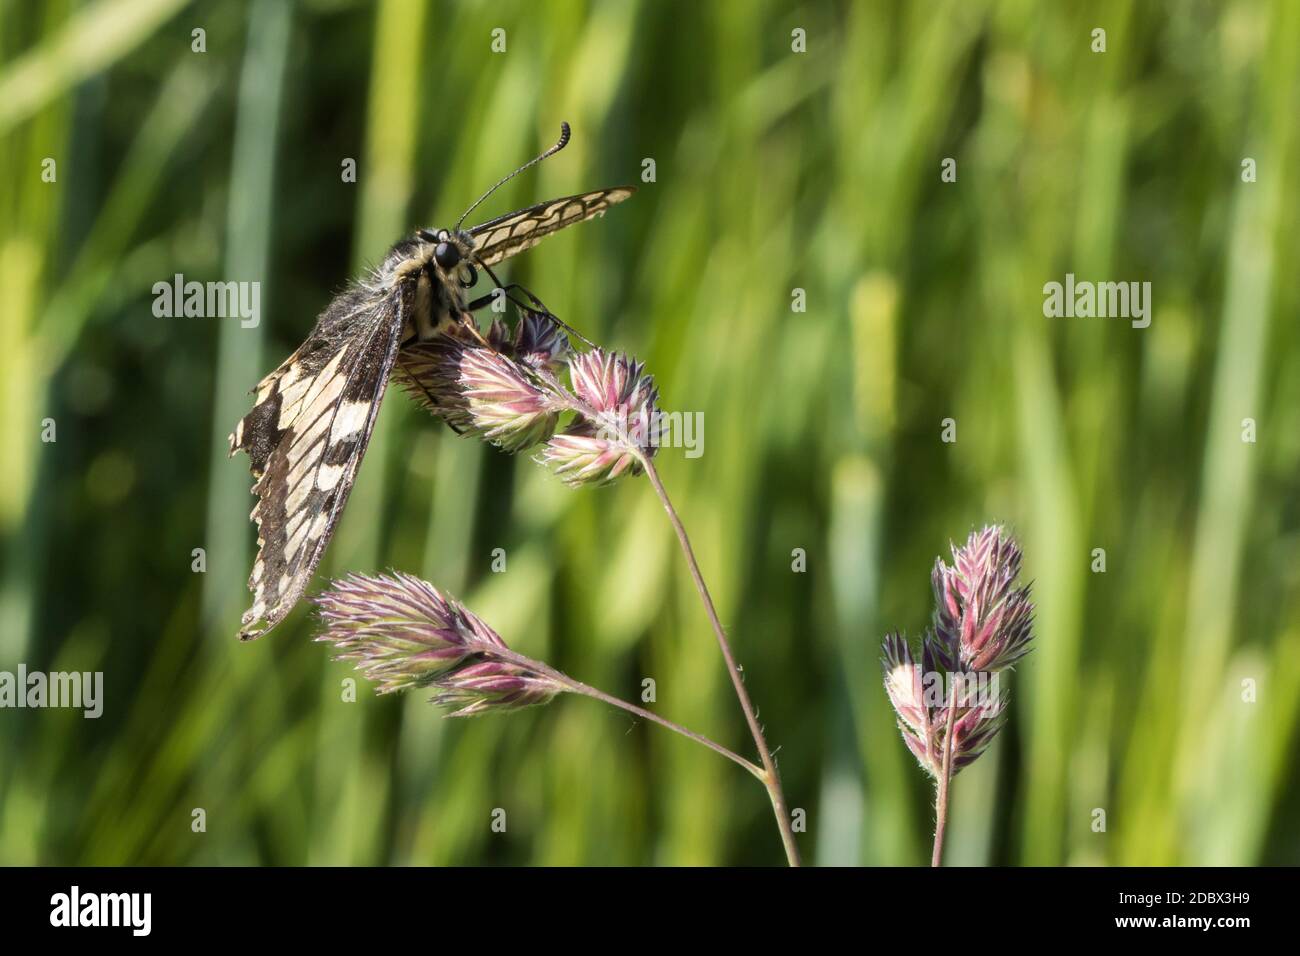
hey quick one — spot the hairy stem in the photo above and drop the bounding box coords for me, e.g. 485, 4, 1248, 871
642, 457, 802, 868
485, 647, 764, 780
932, 680, 960, 867
566, 676, 765, 780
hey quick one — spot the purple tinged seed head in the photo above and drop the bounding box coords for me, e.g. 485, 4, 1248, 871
313, 572, 562, 715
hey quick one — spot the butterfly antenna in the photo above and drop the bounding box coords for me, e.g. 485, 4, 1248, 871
455, 122, 571, 232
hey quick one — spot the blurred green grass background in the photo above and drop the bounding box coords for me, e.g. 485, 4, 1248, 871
2, 0, 1298, 865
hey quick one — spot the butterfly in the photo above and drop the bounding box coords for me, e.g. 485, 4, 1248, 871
228, 123, 634, 640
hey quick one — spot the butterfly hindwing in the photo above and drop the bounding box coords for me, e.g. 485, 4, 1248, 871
229, 279, 411, 640
469, 186, 635, 267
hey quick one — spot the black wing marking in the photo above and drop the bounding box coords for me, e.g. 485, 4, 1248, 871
228, 279, 410, 641
468, 186, 636, 267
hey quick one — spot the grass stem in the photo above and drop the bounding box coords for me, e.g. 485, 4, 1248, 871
932, 680, 959, 867
642, 457, 803, 867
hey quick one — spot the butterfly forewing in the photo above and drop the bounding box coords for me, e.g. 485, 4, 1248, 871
229, 277, 412, 640
469, 186, 635, 267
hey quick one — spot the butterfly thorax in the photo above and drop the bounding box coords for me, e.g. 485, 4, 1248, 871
385, 228, 479, 342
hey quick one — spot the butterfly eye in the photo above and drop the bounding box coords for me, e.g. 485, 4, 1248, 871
434, 241, 461, 270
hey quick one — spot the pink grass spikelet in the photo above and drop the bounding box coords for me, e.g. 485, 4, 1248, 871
431, 659, 561, 717
541, 348, 660, 486
931, 525, 1034, 674
879, 525, 1034, 864
312, 572, 563, 715
394, 327, 560, 453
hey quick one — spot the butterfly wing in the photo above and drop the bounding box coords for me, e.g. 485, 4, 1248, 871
228, 279, 411, 640
468, 186, 635, 267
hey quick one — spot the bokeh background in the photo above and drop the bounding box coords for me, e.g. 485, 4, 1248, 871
2, 0, 1298, 866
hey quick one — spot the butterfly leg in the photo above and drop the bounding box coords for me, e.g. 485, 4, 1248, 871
474, 261, 556, 313
464, 284, 550, 315
470, 262, 597, 350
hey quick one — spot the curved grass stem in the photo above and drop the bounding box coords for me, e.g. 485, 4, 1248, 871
483, 646, 763, 779
641, 457, 803, 867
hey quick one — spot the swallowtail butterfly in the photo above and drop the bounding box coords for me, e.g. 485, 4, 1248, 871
228, 124, 633, 640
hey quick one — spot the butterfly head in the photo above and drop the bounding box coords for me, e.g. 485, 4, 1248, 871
420, 228, 478, 289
